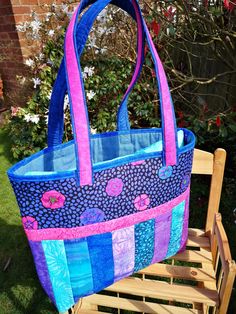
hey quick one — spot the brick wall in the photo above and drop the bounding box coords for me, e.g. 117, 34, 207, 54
0, 0, 66, 107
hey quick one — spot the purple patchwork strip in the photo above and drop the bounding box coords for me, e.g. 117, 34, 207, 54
25, 187, 190, 241
29, 241, 55, 305
151, 210, 172, 264
112, 226, 135, 281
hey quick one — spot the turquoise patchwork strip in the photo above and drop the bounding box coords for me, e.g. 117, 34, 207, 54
42, 240, 74, 313
134, 219, 155, 272
165, 200, 185, 258
64, 238, 93, 301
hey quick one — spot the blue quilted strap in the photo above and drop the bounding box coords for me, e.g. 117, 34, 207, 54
47, 0, 144, 147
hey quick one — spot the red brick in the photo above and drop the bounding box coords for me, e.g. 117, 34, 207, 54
0, 7, 13, 15
29, 5, 47, 14
17, 31, 27, 40
7, 31, 20, 40
11, 0, 21, 4
21, 46, 32, 55
0, 32, 9, 40
17, 38, 34, 47
2, 61, 22, 69
12, 6, 31, 15
14, 14, 29, 23
3, 46, 22, 53
1, 0, 11, 6
38, 0, 54, 4
20, 0, 39, 4
0, 24, 16, 32
3, 15, 16, 25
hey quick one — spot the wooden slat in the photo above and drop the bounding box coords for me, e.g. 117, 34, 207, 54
173, 249, 212, 264
187, 235, 210, 248
205, 149, 226, 233
219, 260, 236, 314
198, 261, 215, 314
199, 248, 217, 292
82, 294, 203, 314
215, 214, 232, 270
188, 228, 206, 237
192, 149, 214, 175
139, 263, 215, 282
105, 277, 219, 306
79, 311, 109, 314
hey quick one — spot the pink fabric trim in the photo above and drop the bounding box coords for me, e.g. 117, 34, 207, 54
25, 186, 190, 241
145, 23, 177, 166
65, 7, 93, 186
122, 0, 143, 100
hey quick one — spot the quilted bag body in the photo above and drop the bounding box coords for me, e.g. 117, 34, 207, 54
8, 0, 195, 312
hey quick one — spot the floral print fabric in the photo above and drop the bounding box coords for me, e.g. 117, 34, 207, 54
11, 150, 194, 229
22, 216, 38, 230
134, 194, 150, 211
80, 208, 105, 225
105, 178, 123, 197
41, 190, 66, 209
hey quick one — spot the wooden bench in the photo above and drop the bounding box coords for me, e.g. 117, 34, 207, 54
68, 148, 236, 314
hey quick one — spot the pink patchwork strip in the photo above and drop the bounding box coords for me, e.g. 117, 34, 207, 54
25, 187, 190, 241
65, 7, 93, 186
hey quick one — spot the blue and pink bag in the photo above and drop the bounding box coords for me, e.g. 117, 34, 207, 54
8, 0, 195, 312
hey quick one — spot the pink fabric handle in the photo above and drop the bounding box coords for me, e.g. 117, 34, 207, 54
65, 0, 177, 186
144, 22, 177, 166
65, 0, 144, 186
65, 6, 93, 186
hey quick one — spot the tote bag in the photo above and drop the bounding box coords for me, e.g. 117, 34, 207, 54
8, 0, 196, 312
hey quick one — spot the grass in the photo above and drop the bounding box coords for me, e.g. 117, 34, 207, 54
0, 128, 235, 313
0, 129, 57, 314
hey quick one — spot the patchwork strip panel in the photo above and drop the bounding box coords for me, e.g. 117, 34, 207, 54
29, 196, 189, 313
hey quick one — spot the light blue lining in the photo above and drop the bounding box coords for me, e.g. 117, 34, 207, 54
8, 128, 195, 182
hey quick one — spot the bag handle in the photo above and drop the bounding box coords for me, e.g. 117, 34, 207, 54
64, 0, 177, 186
47, 0, 144, 147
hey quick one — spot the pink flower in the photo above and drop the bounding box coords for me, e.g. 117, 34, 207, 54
134, 194, 150, 211
22, 216, 38, 230
41, 190, 66, 209
131, 160, 145, 166
11, 106, 20, 117
106, 178, 123, 197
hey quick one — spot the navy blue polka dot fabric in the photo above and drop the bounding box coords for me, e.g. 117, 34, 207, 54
10, 150, 194, 229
